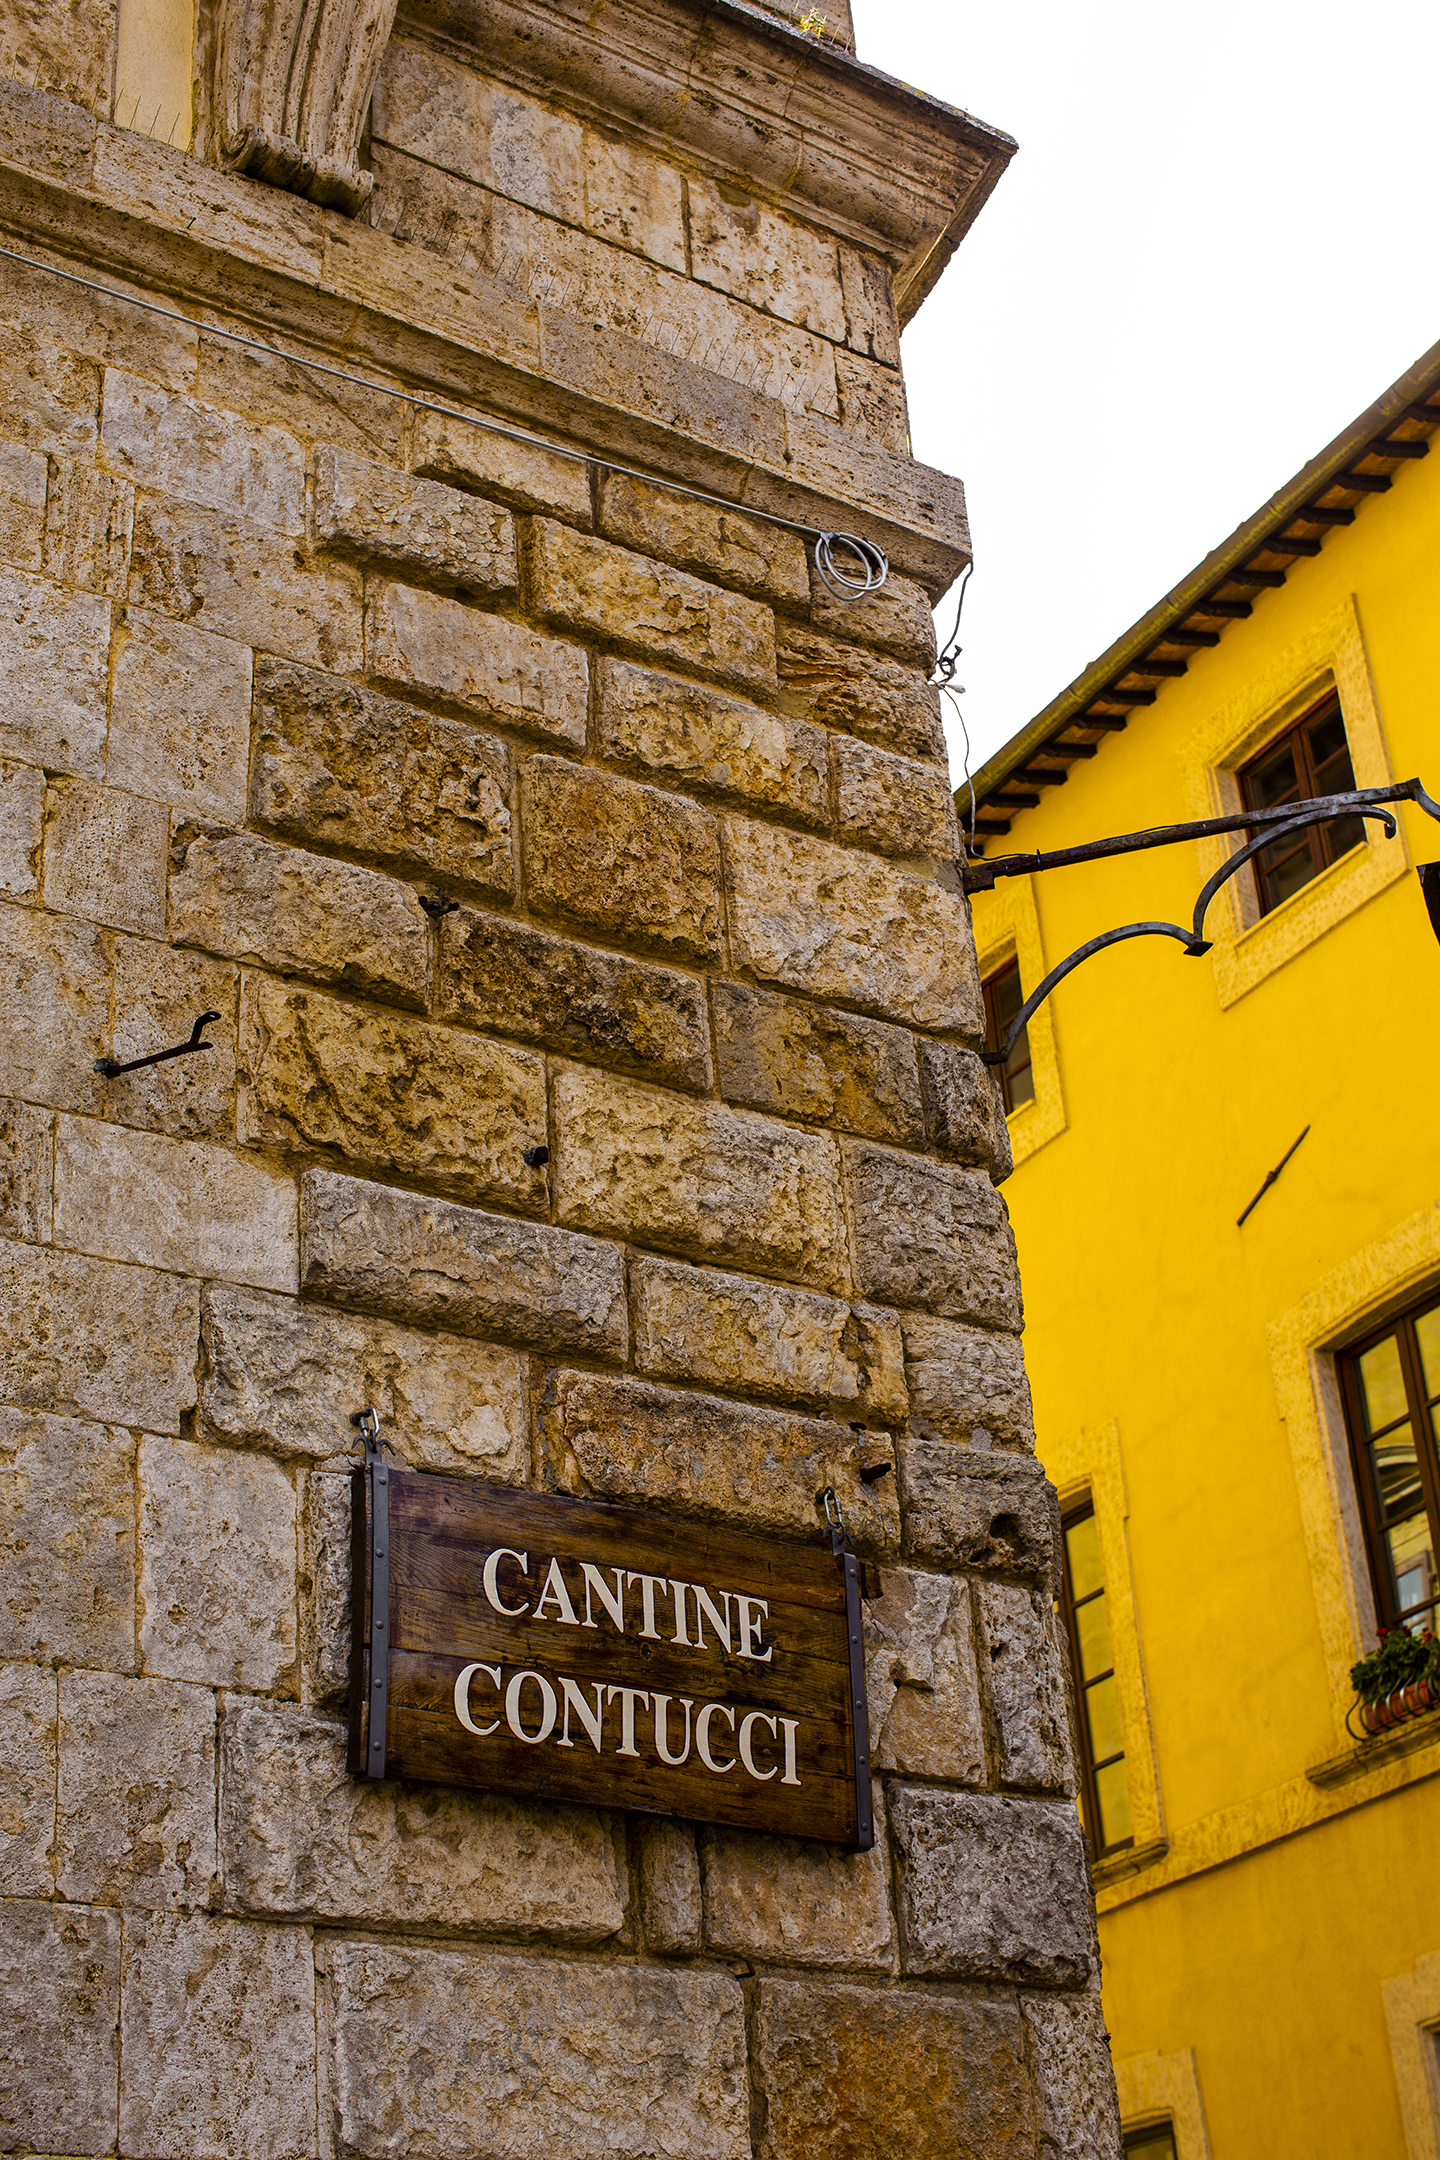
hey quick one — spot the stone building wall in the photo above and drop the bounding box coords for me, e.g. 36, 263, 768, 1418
0, 3, 1122, 2154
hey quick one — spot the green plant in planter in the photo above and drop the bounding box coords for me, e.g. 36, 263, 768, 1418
1349, 1623, 1440, 1705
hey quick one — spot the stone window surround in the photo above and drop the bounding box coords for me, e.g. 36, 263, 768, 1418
971, 871, 1068, 1173
1383, 1949, 1440, 2159
1113, 2046, 1213, 2160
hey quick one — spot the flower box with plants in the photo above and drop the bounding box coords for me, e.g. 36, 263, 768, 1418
1348, 1624, 1440, 1738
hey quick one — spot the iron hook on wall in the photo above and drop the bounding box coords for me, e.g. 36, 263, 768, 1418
94, 1010, 222, 1080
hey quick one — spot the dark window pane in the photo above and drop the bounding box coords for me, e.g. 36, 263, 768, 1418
1385, 1511, 1435, 1621
1372, 1428, 1421, 1518
983, 959, 1034, 1113
1240, 692, 1362, 915
1306, 698, 1355, 791
1248, 738, 1303, 811
1124, 2127, 1177, 2160
1340, 1292, 1440, 1633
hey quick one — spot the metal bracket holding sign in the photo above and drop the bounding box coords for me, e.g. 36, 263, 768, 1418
348, 1440, 875, 1849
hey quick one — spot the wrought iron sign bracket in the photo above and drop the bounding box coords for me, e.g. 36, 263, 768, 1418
350, 1406, 394, 1782
820, 1486, 875, 1852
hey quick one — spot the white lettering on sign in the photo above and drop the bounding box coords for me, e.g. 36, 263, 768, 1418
476, 1545, 772, 1663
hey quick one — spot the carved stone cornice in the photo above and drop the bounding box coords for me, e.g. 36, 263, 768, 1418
215, 0, 401, 211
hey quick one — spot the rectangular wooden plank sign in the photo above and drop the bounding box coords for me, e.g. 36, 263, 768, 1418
348, 1466, 873, 1847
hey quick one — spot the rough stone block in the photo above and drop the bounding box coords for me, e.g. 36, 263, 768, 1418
712, 980, 923, 1146
754, 1977, 1034, 2160
540, 1369, 899, 1558
726, 820, 982, 1033
0, 754, 42, 896
835, 348, 911, 454
833, 735, 957, 860
1023, 1991, 1124, 2160
899, 1438, 1059, 1583
412, 406, 594, 524
130, 496, 364, 674
107, 609, 253, 824
978, 1582, 1075, 1793
0, 1243, 199, 1431
220, 1702, 628, 1940
551, 1063, 847, 1292
57, 1670, 217, 1910
597, 655, 825, 823
373, 40, 586, 219
300, 1167, 629, 1359
0, 1661, 56, 1894
902, 1313, 1034, 1454
139, 1430, 297, 1694
597, 472, 810, 608
101, 369, 307, 534
889, 1787, 1097, 1985
522, 755, 723, 963
0, 434, 47, 571
301, 1470, 352, 1705
0, 1095, 52, 1240
866, 1568, 984, 1783
195, 330, 406, 466
583, 127, 687, 269
120, 1913, 316, 2160
439, 905, 712, 1094
104, 938, 238, 1141
776, 623, 945, 761
41, 778, 168, 937
845, 1141, 1020, 1326
200, 1282, 528, 1477
701, 1787, 893, 1968
366, 578, 587, 745
0, 1407, 134, 1668
43, 456, 134, 596
688, 179, 847, 341
839, 244, 900, 367
325, 1938, 749, 2160
639, 1820, 701, 1955
169, 828, 430, 1010
528, 518, 777, 695
313, 444, 519, 591
918, 1039, 1013, 1179
250, 657, 515, 898
0, 1899, 119, 2156
0, 900, 108, 1112
810, 564, 937, 671
238, 975, 547, 1209
633, 1256, 906, 1421
0, 564, 110, 777
53, 1115, 298, 1293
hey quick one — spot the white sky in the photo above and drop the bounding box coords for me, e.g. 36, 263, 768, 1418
851, 0, 1440, 786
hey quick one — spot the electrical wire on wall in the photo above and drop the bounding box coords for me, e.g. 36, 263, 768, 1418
932, 561, 975, 853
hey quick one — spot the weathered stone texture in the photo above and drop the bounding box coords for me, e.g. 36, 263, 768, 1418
250, 658, 515, 898
0, 1094, 52, 1240
979, 1582, 1075, 1792
366, 578, 587, 745
41, 778, 168, 938
540, 1370, 899, 1558
44, 457, 135, 596
754, 1978, 1035, 2160
53, 1115, 298, 1292
0, 1899, 119, 2156
0, 430, 48, 574
776, 623, 946, 761
0, 1660, 57, 1894
0, 1242, 199, 1431
835, 348, 911, 451
439, 905, 713, 1094
866, 1567, 984, 1783
0, 1406, 134, 1667
139, 1431, 297, 1694
170, 828, 431, 1010
639, 1819, 702, 1955
300, 1167, 630, 1359
221, 1703, 628, 1940
846, 1141, 1021, 1327
529, 517, 777, 695
687, 178, 846, 340
551, 1064, 848, 1292
701, 1789, 893, 1968
902, 1313, 1035, 1452
130, 496, 364, 674
120, 1913, 317, 2160
412, 406, 593, 523
1024, 1991, 1125, 2160
712, 980, 924, 1144
598, 471, 810, 608
325, 1938, 750, 2160
522, 755, 724, 962
0, 564, 110, 776
57, 1670, 217, 1909
313, 444, 519, 590
238, 975, 547, 1207
809, 564, 938, 671
101, 369, 307, 534
106, 937, 238, 1141
632, 1256, 906, 1421
919, 1038, 1014, 1178
725, 818, 982, 1032
597, 655, 826, 824
890, 1787, 1097, 1985
0, 901, 108, 1111
0, 754, 42, 896
833, 735, 957, 860
201, 1282, 528, 1477
900, 1438, 1059, 1584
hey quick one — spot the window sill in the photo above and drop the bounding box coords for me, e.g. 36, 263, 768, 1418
1306, 1709, 1440, 1789
1091, 1835, 1170, 1892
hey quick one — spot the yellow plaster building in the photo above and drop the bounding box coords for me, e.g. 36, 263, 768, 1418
964, 345, 1440, 2158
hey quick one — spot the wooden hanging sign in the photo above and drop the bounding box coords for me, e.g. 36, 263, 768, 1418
348, 1457, 873, 1848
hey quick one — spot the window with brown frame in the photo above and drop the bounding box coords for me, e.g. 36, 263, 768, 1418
981, 957, 1035, 1114
1058, 1498, 1133, 1854
1123, 2124, 1177, 2160
1337, 1289, 1440, 1635
1238, 689, 1365, 916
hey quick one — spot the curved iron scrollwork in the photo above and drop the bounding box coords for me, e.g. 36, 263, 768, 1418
972, 777, 1440, 1071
